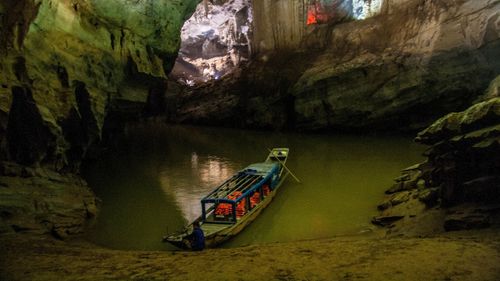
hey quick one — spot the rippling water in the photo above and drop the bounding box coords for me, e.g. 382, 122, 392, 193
84, 123, 424, 250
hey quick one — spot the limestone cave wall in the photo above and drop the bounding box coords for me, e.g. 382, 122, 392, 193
1, 0, 199, 169
0, 0, 199, 236
170, 0, 500, 132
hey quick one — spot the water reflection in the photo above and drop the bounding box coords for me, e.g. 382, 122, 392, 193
199, 156, 234, 184
159, 154, 236, 222
84, 123, 424, 250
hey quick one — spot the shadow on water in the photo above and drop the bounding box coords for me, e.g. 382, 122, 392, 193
84, 122, 424, 250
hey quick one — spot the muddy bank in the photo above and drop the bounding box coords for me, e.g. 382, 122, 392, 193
1, 230, 500, 281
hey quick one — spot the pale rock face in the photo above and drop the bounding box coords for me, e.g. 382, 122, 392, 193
352, 0, 383, 19
251, 0, 384, 53
171, 0, 253, 85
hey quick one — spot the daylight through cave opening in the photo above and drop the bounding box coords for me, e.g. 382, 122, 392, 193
170, 0, 253, 86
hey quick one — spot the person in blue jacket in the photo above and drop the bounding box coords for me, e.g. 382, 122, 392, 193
189, 221, 205, 251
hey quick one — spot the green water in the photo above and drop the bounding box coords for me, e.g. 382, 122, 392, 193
84, 123, 424, 250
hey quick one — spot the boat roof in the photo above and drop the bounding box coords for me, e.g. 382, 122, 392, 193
201, 162, 279, 204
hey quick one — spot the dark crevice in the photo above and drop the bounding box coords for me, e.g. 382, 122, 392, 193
74, 81, 100, 145
110, 32, 115, 50
56, 64, 69, 88
144, 82, 167, 117
155, 49, 178, 75
6, 86, 51, 165
13, 57, 29, 83
58, 81, 100, 171
59, 107, 86, 169
120, 29, 125, 49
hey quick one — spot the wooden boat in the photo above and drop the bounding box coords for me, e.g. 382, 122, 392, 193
163, 148, 290, 249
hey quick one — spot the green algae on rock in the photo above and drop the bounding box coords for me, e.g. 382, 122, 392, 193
0, 0, 199, 237
374, 95, 500, 236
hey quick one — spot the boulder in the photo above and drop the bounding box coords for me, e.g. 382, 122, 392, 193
372, 215, 404, 227
390, 191, 411, 206
418, 187, 440, 207
0, 172, 98, 238
416, 98, 500, 145
377, 200, 392, 211
444, 212, 490, 231
386, 170, 422, 194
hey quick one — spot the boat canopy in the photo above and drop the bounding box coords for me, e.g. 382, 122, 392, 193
201, 162, 279, 205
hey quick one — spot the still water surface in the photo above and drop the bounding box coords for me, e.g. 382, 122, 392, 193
84, 123, 424, 250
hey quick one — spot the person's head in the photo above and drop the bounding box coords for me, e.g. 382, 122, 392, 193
193, 221, 200, 228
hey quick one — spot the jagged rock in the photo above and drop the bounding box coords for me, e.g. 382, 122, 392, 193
386, 182, 403, 194
444, 212, 490, 231
372, 215, 404, 227
394, 174, 411, 182
377, 200, 392, 211
418, 187, 440, 207
390, 191, 411, 206
401, 163, 421, 172
0, 0, 199, 238
386, 170, 421, 194
416, 179, 426, 190
168, 0, 500, 131
0, 172, 98, 238
416, 98, 500, 145
0, 0, 199, 170
476, 75, 500, 102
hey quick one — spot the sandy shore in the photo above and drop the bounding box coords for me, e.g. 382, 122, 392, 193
1, 230, 500, 281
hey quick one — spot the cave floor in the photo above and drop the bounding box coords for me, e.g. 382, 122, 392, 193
1, 230, 500, 281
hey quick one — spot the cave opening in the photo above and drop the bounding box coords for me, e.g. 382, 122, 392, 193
169, 0, 253, 86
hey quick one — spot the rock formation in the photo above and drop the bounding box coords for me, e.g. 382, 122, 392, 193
374, 82, 500, 235
0, 0, 199, 236
168, 0, 500, 132
170, 0, 253, 85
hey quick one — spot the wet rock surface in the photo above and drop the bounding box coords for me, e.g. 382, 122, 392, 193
1, 0, 199, 169
374, 95, 500, 236
170, 0, 253, 85
0, 0, 198, 237
0, 162, 98, 237
168, 0, 500, 132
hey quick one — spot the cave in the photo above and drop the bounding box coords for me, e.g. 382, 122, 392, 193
170, 0, 254, 86
1, 0, 500, 280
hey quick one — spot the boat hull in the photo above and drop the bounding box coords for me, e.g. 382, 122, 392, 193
164, 148, 290, 250
165, 173, 288, 249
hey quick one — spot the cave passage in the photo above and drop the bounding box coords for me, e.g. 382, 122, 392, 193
170, 0, 384, 86
170, 0, 253, 86
84, 123, 423, 251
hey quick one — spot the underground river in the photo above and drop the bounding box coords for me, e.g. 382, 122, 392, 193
83, 123, 424, 250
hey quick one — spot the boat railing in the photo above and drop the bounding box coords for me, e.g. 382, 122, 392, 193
203, 173, 260, 201
201, 164, 280, 223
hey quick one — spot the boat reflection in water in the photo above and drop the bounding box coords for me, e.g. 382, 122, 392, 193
163, 148, 290, 249
160, 153, 237, 223
84, 124, 424, 250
